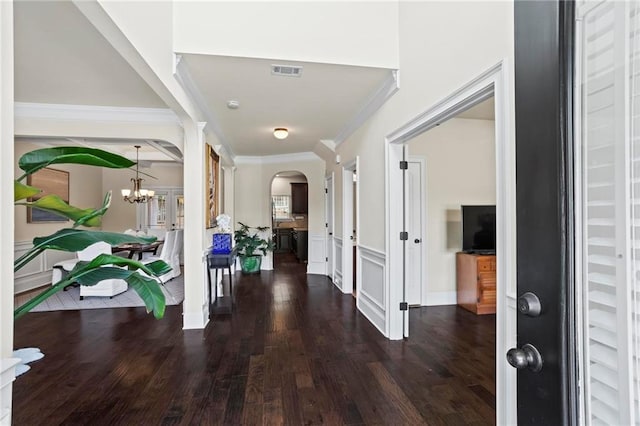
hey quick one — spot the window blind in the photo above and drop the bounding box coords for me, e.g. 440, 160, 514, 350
581, 1, 640, 424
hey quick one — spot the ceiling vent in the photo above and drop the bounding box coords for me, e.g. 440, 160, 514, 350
271, 64, 303, 77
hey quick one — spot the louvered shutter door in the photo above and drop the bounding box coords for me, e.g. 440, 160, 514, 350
580, 1, 640, 424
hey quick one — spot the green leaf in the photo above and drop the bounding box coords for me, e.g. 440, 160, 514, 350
17, 195, 103, 227
71, 254, 172, 278
18, 147, 135, 179
15, 229, 157, 272
14, 180, 41, 202
33, 229, 156, 252
126, 273, 166, 319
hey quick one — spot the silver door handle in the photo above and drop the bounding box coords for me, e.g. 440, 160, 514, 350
506, 344, 543, 372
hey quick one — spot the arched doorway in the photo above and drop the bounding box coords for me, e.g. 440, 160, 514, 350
270, 171, 308, 269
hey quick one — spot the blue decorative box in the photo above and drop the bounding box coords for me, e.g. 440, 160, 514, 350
212, 233, 232, 254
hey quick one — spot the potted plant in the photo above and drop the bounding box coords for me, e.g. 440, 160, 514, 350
13, 147, 171, 319
233, 222, 275, 274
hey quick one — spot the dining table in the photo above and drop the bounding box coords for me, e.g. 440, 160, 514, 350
113, 240, 164, 260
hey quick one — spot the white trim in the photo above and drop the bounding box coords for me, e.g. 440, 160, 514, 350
325, 173, 335, 279
342, 158, 358, 295
235, 151, 320, 164
307, 234, 327, 275
0, 358, 20, 424
182, 303, 209, 330
334, 237, 343, 291
335, 70, 400, 147
384, 59, 516, 425
319, 139, 336, 152
174, 54, 236, 160
14, 102, 180, 125
357, 245, 386, 335
423, 291, 457, 306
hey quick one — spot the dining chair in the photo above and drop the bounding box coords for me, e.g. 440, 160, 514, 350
141, 230, 176, 283
169, 229, 183, 279
78, 242, 128, 300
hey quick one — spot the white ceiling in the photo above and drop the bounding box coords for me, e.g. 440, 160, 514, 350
182, 54, 393, 156
14, 1, 166, 108
14, 1, 395, 159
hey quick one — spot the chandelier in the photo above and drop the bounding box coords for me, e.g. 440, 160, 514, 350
121, 145, 154, 203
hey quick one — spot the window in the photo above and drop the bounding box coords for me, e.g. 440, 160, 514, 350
272, 195, 291, 219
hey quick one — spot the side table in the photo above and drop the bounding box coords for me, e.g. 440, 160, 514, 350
206, 249, 237, 316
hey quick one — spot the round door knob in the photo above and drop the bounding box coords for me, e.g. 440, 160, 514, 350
414, 239, 421, 243
506, 344, 543, 372
518, 292, 542, 317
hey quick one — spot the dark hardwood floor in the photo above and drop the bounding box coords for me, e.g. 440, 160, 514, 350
13, 254, 495, 425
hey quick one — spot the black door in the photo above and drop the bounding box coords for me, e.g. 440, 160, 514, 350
514, 1, 578, 424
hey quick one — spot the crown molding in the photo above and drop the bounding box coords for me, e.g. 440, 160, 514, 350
235, 151, 320, 165
14, 102, 180, 125
174, 54, 236, 160
334, 69, 399, 147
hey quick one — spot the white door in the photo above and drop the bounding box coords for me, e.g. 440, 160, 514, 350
406, 160, 424, 306
137, 187, 184, 232
326, 176, 334, 280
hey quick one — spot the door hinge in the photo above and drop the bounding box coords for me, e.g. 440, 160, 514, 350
399, 160, 408, 170
400, 231, 408, 241
325, 223, 328, 228
325, 257, 328, 262
325, 188, 328, 193
400, 302, 408, 311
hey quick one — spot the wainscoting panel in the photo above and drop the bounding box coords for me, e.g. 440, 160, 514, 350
334, 237, 343, 290
14, 241, 75, 294
357, 245, 386, 335
307, 233, 326, 275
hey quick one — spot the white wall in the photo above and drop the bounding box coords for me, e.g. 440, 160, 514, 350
408, 118, 496, 300
316, 1, 513, 339
173, 2, 399, 69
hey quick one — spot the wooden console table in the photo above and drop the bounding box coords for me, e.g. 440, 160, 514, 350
206, 249, 237, 316
456, 252, 496, 315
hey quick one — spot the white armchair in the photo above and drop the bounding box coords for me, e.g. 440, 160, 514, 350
78, 242, 128, 300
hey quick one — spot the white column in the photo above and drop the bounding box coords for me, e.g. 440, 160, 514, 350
182, 121, 209, 329
0, 1, 20, 423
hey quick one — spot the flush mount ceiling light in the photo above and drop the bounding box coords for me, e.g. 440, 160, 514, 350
273, 128, 289, 140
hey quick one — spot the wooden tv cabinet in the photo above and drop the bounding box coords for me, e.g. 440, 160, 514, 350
456, 252, 496, 315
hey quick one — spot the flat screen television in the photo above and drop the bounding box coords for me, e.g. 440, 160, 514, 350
461, 205, 496, 254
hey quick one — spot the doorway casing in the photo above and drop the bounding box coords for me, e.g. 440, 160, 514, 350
384, 60, 516, 425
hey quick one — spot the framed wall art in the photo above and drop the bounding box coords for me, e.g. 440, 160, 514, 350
205, 144, 220, 228
27, 167, 70, 223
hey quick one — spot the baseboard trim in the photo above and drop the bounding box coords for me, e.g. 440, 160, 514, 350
424, 291, 457, 306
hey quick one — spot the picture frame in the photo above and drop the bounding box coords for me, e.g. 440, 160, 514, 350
27, 167, 70, 223
205, 144, 220, 228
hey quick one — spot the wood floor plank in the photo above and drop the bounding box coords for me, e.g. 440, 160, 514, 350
12, 252, 496, 425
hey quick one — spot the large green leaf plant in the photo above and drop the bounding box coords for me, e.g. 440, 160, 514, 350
14, 147, 171, 320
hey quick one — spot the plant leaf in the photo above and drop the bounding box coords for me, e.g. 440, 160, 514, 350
18, 147, 135, 178
17, 195, 103, 227
126, 273, 166, 319
33, 229, 156, 252
65, 258, 167, 319
15, 229, 157, 272
14, 180, 41, 202
70, 254, 172, 278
